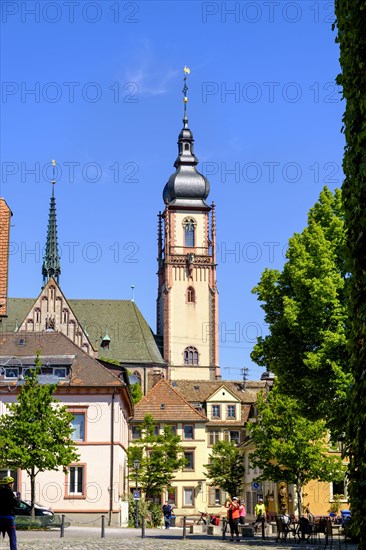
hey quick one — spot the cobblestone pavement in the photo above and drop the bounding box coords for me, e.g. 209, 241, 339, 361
0, 527, 356, 550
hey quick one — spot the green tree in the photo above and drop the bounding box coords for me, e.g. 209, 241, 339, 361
130, 382, 143, 404
0, 353, 79, 517
251, 187, 351, 438
335, 0, 366, 543
204, 440, 245, 498
127, 414, 186, 499
248, 385, 344, 516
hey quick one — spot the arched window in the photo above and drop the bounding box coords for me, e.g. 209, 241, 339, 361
184, 346, 199, 365
133, 371, 142, 385
183, 217, 196, 248
184, 143, 190, 151
35, 309, 41, 323
63, 309, 69, 324
186, 287, 195, 303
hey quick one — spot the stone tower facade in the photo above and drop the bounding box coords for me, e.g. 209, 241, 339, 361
156, 107, 220, 381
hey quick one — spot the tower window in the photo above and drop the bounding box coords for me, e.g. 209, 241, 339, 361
184, 143, 190, 151
183, 217, 196, 248
184, 346, 199, 365
186, 287, 195, 303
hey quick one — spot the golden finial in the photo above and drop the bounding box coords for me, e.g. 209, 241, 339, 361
183, 67, 190, 115
51, 160, 56, 185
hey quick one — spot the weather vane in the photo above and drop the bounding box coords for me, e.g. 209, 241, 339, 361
183, 66, 190, 116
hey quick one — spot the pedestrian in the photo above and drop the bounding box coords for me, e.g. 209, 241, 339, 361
254, 497, 266, 535
226, 496, 240, 542
0, 476, 18, 550
238, 499, 246, 524
162, 501, 173, 529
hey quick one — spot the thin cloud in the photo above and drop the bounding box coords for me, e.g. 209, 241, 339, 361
126, 67, 179, 96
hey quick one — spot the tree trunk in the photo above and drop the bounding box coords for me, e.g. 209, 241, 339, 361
30, 468, 36, 520
296, 481, 302, 518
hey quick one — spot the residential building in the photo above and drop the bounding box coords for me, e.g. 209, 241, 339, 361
130, 378, 208, 521
0, 198, 12, 318
0, 331, 133, 524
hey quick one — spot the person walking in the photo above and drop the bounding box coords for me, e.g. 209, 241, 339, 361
0, 476, 18, 550
226, 497, 240, 542
162, 501, 173, 529
254, 497, 266, 536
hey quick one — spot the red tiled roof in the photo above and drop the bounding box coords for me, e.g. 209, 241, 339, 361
133, 379, 208, 423
172, 380, 267, 404
0, 332, 124, 388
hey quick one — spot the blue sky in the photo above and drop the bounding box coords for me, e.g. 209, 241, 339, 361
1, 0, 345, 380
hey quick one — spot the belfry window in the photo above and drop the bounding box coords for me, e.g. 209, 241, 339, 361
187, 287, 195, 303
183, 217, 196, 248
184, 346, 199, 365
184, 143, 190, 151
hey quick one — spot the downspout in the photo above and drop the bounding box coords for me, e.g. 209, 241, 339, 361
109, 388, 116, 526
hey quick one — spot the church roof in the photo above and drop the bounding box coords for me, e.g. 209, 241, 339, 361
132, 378, 208, 423
3, 298, 165, 366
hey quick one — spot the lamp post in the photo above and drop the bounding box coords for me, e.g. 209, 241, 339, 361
133, 459, 140, 528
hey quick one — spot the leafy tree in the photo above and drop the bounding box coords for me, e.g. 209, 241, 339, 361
204, 440, 245, 498
248, 385, 344, 516
0, 353, 79, 517
251, 187, 351, 438
335, 0, 366, 543
127, 414, 186, 499
130, 382, 143, 404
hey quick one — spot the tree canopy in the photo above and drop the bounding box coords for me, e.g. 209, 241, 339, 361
204, 440, 245, 498
248, 385, 344, 516
127, 414, 186, 499
335, 0, 366, 542
0, 353, 79, 515
251, 187, 351, 437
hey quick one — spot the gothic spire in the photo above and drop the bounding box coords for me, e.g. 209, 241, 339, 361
42, 160, 61, 287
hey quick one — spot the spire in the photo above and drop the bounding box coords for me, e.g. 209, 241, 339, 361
162, 67, 210, 208
42, 160, 61, 287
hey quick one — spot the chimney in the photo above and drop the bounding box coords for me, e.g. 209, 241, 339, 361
0, 198, 12, 317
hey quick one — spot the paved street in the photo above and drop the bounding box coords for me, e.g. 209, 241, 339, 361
0, 526, 356, 550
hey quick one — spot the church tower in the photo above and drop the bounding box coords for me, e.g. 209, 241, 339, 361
157, 68, 220, 381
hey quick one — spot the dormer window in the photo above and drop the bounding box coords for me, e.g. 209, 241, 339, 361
183, 217, 196, 248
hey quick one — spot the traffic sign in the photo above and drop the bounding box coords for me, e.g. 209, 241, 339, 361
133, 490, 140, 500
252, 481, 260, 490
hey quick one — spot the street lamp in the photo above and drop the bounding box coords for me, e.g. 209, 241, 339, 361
133, 459, 140, 528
